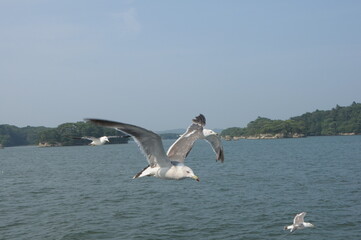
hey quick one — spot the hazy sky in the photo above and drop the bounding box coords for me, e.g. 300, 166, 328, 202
1, 0, 360, 131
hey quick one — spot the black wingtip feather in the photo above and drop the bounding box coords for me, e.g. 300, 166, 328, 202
192, 114, 206, 126
218, 149, 225, 163
133, 165, 150, 179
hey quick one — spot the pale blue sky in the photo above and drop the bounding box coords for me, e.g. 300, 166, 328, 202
1, 0, 360, 130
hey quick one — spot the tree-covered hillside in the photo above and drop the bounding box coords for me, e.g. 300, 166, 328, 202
221, 102, 361, 139
0, 122, 128, 147
291, 102, 361, 136
0, 125, 49, 147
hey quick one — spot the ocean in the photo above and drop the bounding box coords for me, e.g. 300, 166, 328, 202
1, 136, 360, 240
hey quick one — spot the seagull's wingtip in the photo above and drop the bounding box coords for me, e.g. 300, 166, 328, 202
192, 114, 206, 126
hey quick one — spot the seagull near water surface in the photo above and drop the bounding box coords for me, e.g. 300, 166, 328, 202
284, 212, 314, 233
86, 114, 224, 181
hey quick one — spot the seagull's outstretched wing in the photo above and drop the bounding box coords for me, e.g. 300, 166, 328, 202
204, 131, 224, 162
86, 119, 171, 168
167, 114, 205, 163
294, 212, 306, 225
73, 136, 96, 141
106, 136, 121, 139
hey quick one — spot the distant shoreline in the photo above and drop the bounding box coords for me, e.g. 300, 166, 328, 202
222, 132, 358, 141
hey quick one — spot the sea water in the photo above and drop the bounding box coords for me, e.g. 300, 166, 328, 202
1, 136, 360, 240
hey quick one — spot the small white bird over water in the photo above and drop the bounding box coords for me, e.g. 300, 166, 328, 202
73, 136, 118, 146
86, 114, 224, 181
284, 212, 314, 232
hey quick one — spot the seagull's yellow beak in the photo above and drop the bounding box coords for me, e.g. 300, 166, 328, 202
192, 175, 200, 182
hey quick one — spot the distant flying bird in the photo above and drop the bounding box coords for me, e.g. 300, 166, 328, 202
284, 212, 314, 232
73, 136, 119, 146
86, 114, 224, 181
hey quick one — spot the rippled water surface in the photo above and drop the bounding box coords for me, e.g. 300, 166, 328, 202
1, 136, 361, 240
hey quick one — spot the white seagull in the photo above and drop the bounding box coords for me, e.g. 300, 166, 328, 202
86, 114, 224, 181
73, 136, 119, 146
284, 212, 314, 232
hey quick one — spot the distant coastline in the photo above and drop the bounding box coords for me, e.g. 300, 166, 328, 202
1, 102, 360, 146
0, 122, 129, 147
222, 133, 306, 140
222, 132, 358, 141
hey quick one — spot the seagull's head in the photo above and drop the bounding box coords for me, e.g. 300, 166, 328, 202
203, 129, 218, 137
304, 222, 315, 228
101, 136, 110, 143
183, 166, 199, 182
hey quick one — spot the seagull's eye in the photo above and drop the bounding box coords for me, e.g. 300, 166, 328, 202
186, 171, 190, 174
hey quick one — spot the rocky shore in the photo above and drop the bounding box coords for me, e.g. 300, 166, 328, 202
222, 132, 358, 141
222, 133, 306, 140
38, 142, 62, 147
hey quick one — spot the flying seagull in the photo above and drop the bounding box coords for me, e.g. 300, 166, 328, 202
73, 136, 119, 146
86, 114, 224, 181
284, 212, 314, 232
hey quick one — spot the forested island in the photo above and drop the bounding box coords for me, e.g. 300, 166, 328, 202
220, 102, 361, 140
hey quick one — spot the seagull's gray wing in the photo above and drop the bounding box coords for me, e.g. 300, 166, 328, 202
293, 212, 306, 225
166, 114, 205, 163
106, 136, 121, 138
204, 131, 224, 162
72, 136, 96, 141
86, 119, 171, 168
83, 137, 97, 141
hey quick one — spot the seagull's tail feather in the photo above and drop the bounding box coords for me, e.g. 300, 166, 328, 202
133, 165, 152, 179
